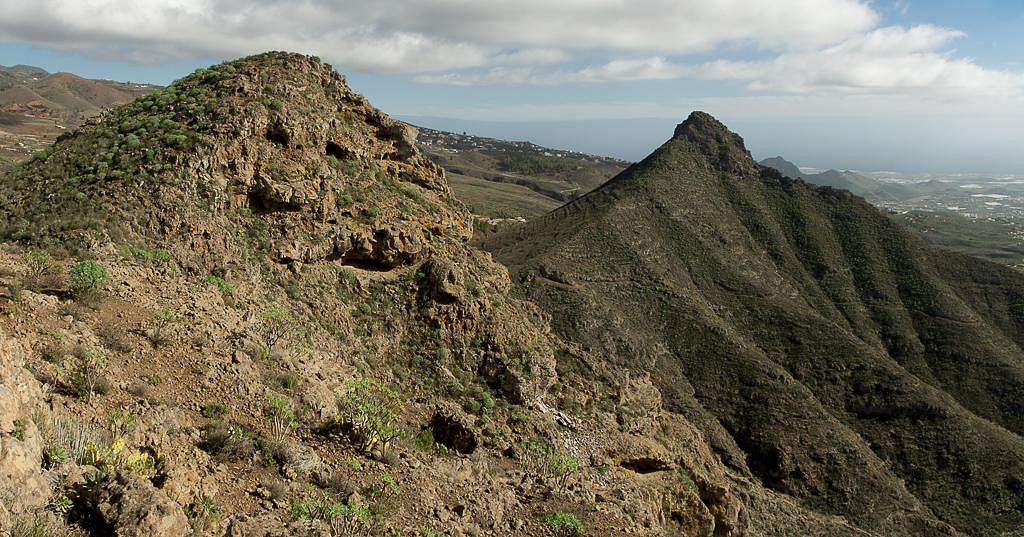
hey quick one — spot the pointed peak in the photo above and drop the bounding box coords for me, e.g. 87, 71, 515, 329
672, 111, 748, 152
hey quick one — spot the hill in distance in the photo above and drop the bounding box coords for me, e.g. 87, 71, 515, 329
759, 155, 956, 203
0, 65, 158, 166
487, 112, 1024, 536
417, 126, 628, 219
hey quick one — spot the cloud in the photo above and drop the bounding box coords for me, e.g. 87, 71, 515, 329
0, 0, 876, 73
402, 91, 1024, 122
414, 57, 691, 85
694, 25, 1024, 96
417, 24, 1024, 101
0, 0, 1019, 106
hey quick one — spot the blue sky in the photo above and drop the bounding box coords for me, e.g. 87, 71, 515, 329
1, 0, 1022, 172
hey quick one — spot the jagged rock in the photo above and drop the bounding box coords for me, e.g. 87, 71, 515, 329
667, 489, 717, 536
1, 52, 469, 273
423, 256, 467, 304
94, 472, 189, 537
701, 483, 744, 537
478, 303, 557, 404
0, 328, 49, 522
617, 374, 663, 435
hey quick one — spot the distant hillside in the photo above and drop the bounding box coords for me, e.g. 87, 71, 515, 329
894, 209, 1024, 270
417, 127, 628, 218
0, 65, 158, 163
759, 156, 955, 203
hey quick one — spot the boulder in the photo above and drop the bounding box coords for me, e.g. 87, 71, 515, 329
95, 472, 189, 537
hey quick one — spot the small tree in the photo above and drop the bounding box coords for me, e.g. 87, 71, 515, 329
336, 377, 404, 456
68, 260, 108, 299
259, 305, 296, 348
549, 451, 581, 493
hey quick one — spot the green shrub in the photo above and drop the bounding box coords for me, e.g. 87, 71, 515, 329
68, 260, 108, 298
150, 308, 176, 347
413, 429, 450, 456
108, 411, 135, 437
336, 377, 404, 455
202, 402, 229, 419
186, 496, 222, 532
259, 305, 297, 348
204, 275, 234, 296
544, 511, 583, 536
290, 488, 371, 535
23, 250, 60, 291
68, 348, 109, 401
266, 394, 296, 441
549, 451, 581, 492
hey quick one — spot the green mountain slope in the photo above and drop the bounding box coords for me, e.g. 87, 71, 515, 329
487, 112, 1024, 536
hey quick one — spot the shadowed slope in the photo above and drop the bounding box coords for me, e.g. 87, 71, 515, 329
487, 112, 1024, 536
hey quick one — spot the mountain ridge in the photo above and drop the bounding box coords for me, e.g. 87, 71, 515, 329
486, 111, 1024, 536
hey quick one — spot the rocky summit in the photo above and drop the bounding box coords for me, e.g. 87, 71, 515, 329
486, 111, 1024, 536
0, 53, 1022, 537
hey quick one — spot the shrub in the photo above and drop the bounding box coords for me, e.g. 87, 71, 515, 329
108, 411, 135, 437
23, 250, 61, 291
123, 245, 170, 264
199, 422, 258, 461
42, 414, 106, 465
68, 348, 109, 401
266, 394, 296, 441
336, 377, 404, 455
202, 402, 229, 419
150, 308, 176, 347
290, 488, 371, 536
205, 275, 234, 296
259, 305, 297, 348
186, 496, 222, 532
544, 511, 583, 536
68, 260, 108, 298
98, 320, 132, 353
413, 429, 450, 456
43, 445, 69, 468
549, 451, 581, 493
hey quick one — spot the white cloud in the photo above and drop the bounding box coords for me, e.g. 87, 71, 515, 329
402, 92, 1024, 122
416, 23, 1024, 102
413, 57, 691, 85
0, 0, 876, 73
694, 25, 1024, 96
0, 0, 1019, 107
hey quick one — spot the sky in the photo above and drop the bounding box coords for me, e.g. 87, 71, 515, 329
1, 0, 1022, 172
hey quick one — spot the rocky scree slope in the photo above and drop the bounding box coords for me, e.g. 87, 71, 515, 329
486, 112, 1024, 536
0, 54, 799, 536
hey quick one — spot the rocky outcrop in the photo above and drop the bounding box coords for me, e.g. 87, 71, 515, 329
94, 472, 189, 537
0, 327, 49, 526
